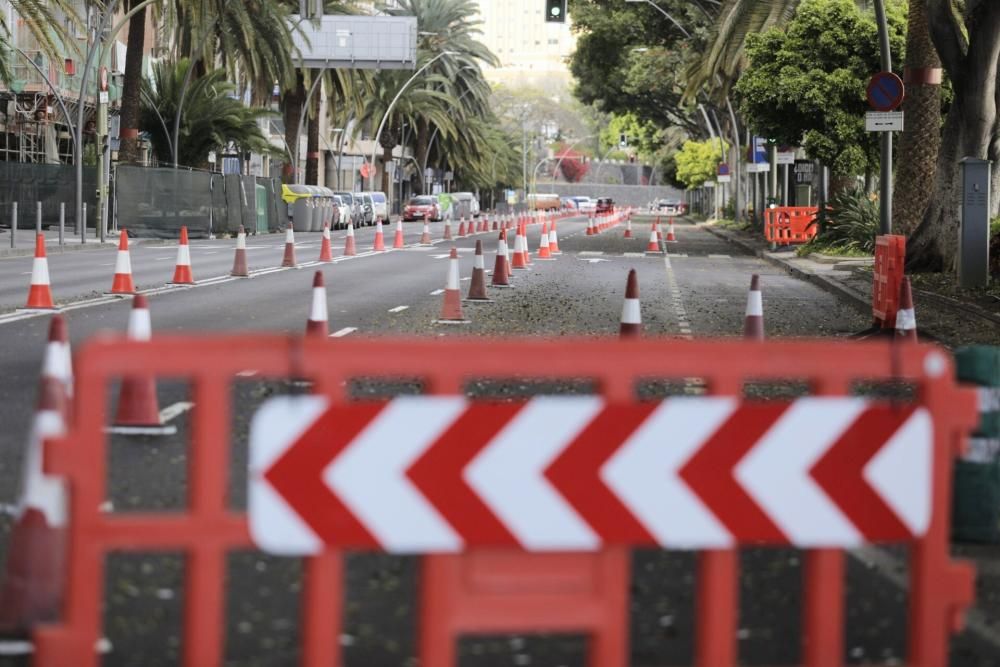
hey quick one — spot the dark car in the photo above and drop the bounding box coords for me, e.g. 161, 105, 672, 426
595, 197, 614, 214
402, 196, 442, 222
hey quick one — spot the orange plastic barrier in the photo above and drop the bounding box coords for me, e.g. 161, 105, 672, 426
34, 335, 976, 667
873, 234, 907, 329
764, 206, 820, 245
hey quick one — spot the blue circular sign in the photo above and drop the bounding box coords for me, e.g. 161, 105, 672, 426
867, 72, 905, 112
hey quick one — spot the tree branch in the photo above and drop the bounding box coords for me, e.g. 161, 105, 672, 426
927, 0, 967, 88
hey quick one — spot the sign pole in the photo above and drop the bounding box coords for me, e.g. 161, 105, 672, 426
873, 0, 893, 235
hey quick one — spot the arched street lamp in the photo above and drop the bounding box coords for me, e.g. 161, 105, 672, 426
368, 49, 458, 192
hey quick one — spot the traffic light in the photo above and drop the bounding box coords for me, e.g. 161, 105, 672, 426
619, 133, 628, 148
545, 0, 566, 22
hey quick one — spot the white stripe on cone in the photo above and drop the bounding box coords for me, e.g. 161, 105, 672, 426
285, 227, 295, 244
310, 286, 328, 323
30, 255, 50, 287
175, 244, 191, 267
621, 298, 641, 325
474, 250, 485, 270
19, 409, 66, 525
446, 253, 460, 290
236, 231, 247, 250
895, 308, 916, 331
745, 290, 763, 317
128, 303, 152, 341
114, 248, 132, 275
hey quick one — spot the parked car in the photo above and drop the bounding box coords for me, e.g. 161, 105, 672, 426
595, 197, 614, 214
450, 192, 481, 218
571, 196, 596, 213
365, 191, 388, 220
332, 195, 352, 229
359, 193, 375, 226
656, 198, 682, 216
403, 195, 442, 222
334, 191, 365, 226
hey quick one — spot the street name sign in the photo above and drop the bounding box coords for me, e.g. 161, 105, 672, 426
866, 111, 904, 132
249, 395, 932, 555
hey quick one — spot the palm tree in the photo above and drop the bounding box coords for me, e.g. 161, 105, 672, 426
119, 0, 298, 164
0, 0, 80, 84
139, 58, 275, 168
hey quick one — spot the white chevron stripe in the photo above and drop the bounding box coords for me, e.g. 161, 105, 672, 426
326, 397, 465, 552
602, 398, 736, 548
736, 398, 865, 546
465, 396, 603, 550
249, 396, 329, 555
864, 408, 932, 535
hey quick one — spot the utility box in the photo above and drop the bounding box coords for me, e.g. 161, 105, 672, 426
959, 157, 991, 289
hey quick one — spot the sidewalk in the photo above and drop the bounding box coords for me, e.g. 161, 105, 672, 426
701, 220, 1000, 347
0, 226, 122, 258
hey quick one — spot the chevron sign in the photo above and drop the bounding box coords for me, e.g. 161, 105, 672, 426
248, 395, 933, 555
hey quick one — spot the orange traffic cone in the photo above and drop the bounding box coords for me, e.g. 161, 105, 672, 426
743, 274, 764, 340
586, 216, 595, 236
318, 222, 333, 262
457, 218, 467, 237
549, 220, 561, 254
420, 218, 432, 245
281, 225, 297, 268
111, 295, 175, 435
305, 271, 329, 337
645, 226, 662, 254
620, 269, 641, 338
373, 218, 386, 252
491, 215, 498, 231
665, 218, 678, 243
231, 226, 249, 277
443, 218, 453, 241
170, 226, 195, 284
435, 248, 470, 324
24, 234, 55, 309
511, 226, 528, 270
44, 314, 73, 408
0, 357, 68, 636
623, 216, 633, 238
895, 276, 917, 342
465, 240, 492, 302
109, 229, 136, 294
343, 221, 357, 257
537, 221, 554, 260
393, 219, 405, 249
491, 230, 513, 288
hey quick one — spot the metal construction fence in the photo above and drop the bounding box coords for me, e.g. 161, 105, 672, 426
0, 163, 96, 230
114, 167, 287, 239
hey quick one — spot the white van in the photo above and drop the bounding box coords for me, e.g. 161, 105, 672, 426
364, 191, 388, 220
450, 192, 481, 218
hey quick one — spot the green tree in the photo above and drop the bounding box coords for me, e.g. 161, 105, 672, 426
0, 0, 80, 84
675, 138, 729, 189
734, 0, 905, 186
139, 59, 275, 169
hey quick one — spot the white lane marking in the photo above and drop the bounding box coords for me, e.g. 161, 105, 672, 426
707, 254, 731, 259
623, 252, 646, 258
579, 251, 604, 256
429, 288, 444, 295
388, 305, 410, 313
160, 401, 195, 423
100, 263, 114, 267
154, 257, 173, 261
460, 277, 471, 281
432, 254, 450, 259
664, 254, 693, 341
330, 327, 357, 338
201, 251, 218, 256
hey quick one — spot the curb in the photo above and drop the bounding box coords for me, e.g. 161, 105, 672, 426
0, 237, 163, 260
701, 224, 872, 316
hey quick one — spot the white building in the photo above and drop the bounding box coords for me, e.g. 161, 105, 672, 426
472, 0, 577, 87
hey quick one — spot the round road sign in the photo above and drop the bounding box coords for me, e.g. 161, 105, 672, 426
866, 72, 905, 112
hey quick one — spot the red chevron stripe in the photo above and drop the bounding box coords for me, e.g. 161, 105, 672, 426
811, 405, 915, 540
545, 403, 658, 544
264, 403, 383, 548
680, 403, 789, 543
407, 402, 524, 546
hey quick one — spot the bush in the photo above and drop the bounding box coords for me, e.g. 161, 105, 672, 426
811, 187, 879, 254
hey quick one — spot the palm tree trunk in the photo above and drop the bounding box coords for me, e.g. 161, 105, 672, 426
892, 0, 942, 236
118, 1, 146, 164
381, 144, 392, 194
282, 72, 305, 184
306, 91, 320, 185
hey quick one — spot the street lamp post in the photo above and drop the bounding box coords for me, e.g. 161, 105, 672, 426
369, 50, 457, 192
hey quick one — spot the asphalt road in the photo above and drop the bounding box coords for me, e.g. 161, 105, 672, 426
0, 214, 997, 666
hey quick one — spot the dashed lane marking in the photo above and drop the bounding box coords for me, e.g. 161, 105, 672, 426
388, 305, 410, 313
707, 254, 731, 259
663, 254, 693, 341
159, 401, 194, 423
330, 327, 357, 338
429, 288, 445, 295
579, 251, 605, 256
